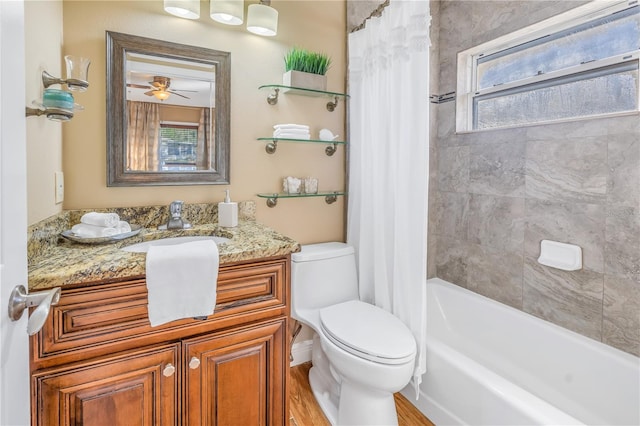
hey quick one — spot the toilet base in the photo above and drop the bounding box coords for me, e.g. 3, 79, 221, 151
309, 366, 339, 424
337, 379, 399, 426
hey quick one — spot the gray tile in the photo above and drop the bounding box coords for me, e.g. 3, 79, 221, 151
605, 114, 640, 135
523, 258, 603, 341
605, 206, 640, 282
469, 140, 525, 197
526, 137, 607, 204
438, 146, 469, 192
607, 133, 640, 209
603, 274, 640, 357
468, 194, 525, 251
467, 243, 523, 309
471, 126, 526, 146
436, 101, 456, 139
427, 232, 438, 279
435, 235, 468, 287
434, 191, 469, 238
524, 199, 605, 273
438, 0, 472, 54
438, 132, 469, 147
526, 119, 608, 141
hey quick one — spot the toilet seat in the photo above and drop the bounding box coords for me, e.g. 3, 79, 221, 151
319, 300, 416, 365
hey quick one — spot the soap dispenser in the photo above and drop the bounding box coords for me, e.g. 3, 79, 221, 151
218, 189, 238, 227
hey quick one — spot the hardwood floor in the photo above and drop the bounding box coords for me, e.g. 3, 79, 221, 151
290, 362, 435, 426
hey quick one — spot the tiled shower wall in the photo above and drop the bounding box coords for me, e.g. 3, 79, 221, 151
432, 1, 640, 357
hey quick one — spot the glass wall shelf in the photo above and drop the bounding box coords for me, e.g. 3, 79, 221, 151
258, 137, 346, 155
257, 191, 346, 208
258, 84, 349, 111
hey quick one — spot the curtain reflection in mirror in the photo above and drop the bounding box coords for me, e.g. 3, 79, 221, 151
127, 101, 160, 171
196, 108, 213, 170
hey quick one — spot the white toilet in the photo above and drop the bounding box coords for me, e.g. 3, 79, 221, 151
291, 242, 417, 426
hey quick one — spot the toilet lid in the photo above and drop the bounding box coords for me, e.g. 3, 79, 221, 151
319, 300, 416, 365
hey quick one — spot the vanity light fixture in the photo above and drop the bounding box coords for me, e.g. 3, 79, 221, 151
210, 0, 244, 25
164, 0, 200, 19
246, 0, 278, 36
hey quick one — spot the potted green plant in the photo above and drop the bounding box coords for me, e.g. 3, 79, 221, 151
283, 47, 331, 92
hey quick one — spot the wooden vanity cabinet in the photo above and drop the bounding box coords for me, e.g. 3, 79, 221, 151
30, 256, 290, 426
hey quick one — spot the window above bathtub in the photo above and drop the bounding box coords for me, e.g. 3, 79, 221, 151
456, 0, 640, 132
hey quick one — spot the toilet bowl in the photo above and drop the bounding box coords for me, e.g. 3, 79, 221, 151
291, 242, 417, 425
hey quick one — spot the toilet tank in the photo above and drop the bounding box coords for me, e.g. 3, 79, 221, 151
291, 242, 359, 316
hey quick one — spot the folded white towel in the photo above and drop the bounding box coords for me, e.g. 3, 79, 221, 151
274, 132, 311, 140
274, 128, 310, 135
145, 240, 219, 327
273, 124, 310, 131
81, 212, 120, 228
117, 221, 132, 233
71, 223, 119, 238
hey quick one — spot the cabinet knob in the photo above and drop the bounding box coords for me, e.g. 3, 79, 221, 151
163, 363, 176, 377
189, 356, 201, 369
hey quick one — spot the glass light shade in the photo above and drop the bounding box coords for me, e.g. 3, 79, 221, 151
210, 0, 244, 25
164, 0, 200, 19
246, 4, 278, 36
153, 91, 171, 101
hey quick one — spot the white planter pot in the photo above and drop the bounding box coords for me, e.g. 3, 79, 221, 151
283, 70, 327, 92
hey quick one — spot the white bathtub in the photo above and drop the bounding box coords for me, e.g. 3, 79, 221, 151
402, 278, 640, 425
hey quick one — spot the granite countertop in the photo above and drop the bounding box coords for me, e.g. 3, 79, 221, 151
28, 203, 300, 291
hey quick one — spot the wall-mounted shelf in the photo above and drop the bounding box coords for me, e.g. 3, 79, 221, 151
257, 191, 346, 208
258, 84, 349, 111
258, 137, 346, 156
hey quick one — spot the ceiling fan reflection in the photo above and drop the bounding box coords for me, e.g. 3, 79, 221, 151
127, 76, 195, 100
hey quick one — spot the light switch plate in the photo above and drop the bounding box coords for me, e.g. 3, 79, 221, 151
54, 171, 64, 204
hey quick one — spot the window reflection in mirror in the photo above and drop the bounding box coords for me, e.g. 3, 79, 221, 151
107, 32, 230, 186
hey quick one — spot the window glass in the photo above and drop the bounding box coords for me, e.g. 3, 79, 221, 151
475, 65, 638, 129
477, 6, 639, 90
457, 1, 640, 132
159, 125, 198, 171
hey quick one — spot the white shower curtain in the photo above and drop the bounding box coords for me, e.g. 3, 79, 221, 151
347, 0, 430, 392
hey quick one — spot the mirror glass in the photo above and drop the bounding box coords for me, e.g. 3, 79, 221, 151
107, 31, 230, 186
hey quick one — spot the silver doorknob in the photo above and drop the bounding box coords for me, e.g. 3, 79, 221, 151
7, 285, 61, 335
189, 356, 201, 369
163, 363, 176, 377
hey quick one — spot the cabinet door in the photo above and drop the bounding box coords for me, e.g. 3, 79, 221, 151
183, 319, 288, 426
32, 344, 179, 426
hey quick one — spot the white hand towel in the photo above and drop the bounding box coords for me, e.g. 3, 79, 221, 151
145, 240, 219, 327
81, 212, 120, 228
71, 223, 119, 238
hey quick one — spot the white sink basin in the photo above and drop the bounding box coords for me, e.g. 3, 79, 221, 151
121, 236, 230, 253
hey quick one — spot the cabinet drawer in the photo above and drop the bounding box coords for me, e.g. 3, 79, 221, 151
32, 256, 289, 368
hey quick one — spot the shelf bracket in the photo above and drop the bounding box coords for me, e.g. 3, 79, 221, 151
265, 140, 278, 154
325, 143, 337, 156
326, 96, 339, 112
325, 194, 338, 204
266, 88, 280, 105
266, 196, 278, 208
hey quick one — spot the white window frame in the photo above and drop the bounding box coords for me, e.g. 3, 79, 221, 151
456, 0, 640, 132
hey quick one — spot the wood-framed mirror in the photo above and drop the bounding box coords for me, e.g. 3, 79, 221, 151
106, 31, 230, 186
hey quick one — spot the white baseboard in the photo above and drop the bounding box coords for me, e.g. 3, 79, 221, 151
290, 339, 313, 366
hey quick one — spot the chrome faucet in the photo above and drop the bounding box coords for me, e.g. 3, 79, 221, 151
159, 200, 192, 230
